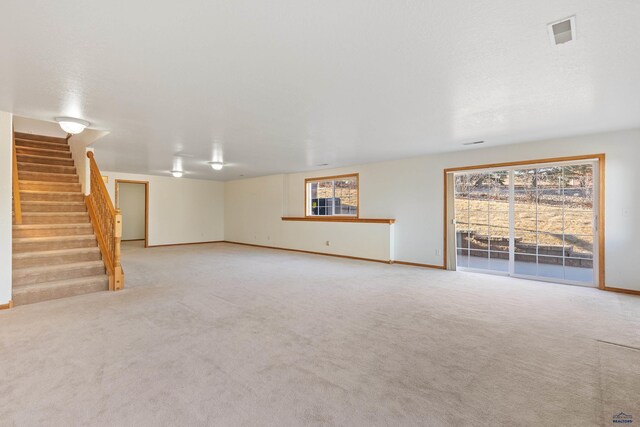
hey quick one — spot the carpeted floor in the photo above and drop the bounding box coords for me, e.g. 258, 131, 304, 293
1, 242, 639, 426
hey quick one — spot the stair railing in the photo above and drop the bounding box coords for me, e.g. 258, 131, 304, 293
12, 128, 22, 225
86, 151, 124, 291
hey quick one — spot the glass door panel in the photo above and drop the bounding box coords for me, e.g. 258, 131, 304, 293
513, 167, 539, 277
454, 170, 509, 274
454, 174, 471, 269
511, 163, 596, 284
454, 161, 597, 286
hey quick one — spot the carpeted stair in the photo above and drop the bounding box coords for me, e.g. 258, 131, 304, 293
12, 132, 109, 306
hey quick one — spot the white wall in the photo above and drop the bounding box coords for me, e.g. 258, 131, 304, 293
225, 129, 640, 291
0, 112, 13, 305
224, 174, 394, 261
69, 143, 91, 195
118, 182, 146, 241
102, 171, 224, 246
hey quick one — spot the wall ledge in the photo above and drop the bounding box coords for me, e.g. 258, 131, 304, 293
282, 217, 395, 224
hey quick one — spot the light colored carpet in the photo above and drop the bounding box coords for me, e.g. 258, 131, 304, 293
1, 242, 639, 426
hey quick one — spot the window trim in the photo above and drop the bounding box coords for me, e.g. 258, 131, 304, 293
304, 173, 360, 218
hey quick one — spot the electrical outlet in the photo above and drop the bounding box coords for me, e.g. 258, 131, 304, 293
326, 240, 330, 246
435, 249, 441, 256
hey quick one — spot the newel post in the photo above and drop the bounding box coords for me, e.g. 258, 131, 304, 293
112, 208, 124, 291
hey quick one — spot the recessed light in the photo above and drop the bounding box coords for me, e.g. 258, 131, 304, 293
55, 117, 90, 134
462, 141, 485, 146
208, 161, 224, 171
548, 16, 576, 46
171, 170, 183, 178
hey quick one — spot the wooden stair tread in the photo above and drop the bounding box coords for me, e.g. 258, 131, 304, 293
17, 161, 75, 170
20, 180, 80, 186
17, 157, 73, 165
20, 211, 88, 216
14, 132, 68, 144
12, 247, 101, 259
19, 171, 78, 177
18, 171, 79, 181
20, 190, 83, 195
16, 153, 74, 162
19, 201, 87, 214
15, 139, 70, 150
13, 223, 92, 229
15, 146, 72, 158
21, 200, 85, 205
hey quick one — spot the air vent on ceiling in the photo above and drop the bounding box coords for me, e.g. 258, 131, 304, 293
548, 16, 576, 46
462, 141, 484, 146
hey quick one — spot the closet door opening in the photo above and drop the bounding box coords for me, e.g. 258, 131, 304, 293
115, 180, 149, 248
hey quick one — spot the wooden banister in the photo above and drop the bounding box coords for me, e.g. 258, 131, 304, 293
12, 128, 22, 225
86, 151, 124, 291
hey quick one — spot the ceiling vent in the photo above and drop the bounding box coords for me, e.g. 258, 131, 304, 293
548, 16, 576, 46
462, 141, 484, 146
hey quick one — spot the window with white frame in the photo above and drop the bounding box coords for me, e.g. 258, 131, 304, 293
306, 174, 358, 217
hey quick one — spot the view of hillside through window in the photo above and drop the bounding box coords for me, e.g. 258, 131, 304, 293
455, 163, 595, 284
308, 176, 358, 216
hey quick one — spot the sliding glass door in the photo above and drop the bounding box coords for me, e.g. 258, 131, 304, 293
454, 160, 598, 286
455, 171, 510, 273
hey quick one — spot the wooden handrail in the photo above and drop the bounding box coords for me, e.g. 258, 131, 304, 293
86, 151, 124, 291
11, 128, 22, 225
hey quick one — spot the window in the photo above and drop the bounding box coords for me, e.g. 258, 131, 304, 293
306, 174, 358, 217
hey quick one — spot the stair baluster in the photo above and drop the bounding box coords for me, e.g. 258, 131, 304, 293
86, 151, 124, 290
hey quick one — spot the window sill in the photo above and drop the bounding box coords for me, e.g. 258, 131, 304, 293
281, 217, 395, 224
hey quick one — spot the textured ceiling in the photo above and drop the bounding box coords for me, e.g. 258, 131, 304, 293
1, 0, 639, 180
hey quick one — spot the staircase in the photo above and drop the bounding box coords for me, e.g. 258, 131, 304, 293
12, 132, 109, 306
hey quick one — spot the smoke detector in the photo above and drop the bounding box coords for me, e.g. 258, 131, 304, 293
548, 16, 576, 46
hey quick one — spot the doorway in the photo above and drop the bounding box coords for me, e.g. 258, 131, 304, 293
115, 180, 149, 248
446, 156, 603, 287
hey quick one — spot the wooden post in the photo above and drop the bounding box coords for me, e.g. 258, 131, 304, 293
113, 209, 124, 290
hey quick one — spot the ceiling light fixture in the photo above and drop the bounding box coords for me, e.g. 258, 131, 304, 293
209, 161, 224, 171
171, 170, 183, 178
55, 117, 90, 135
